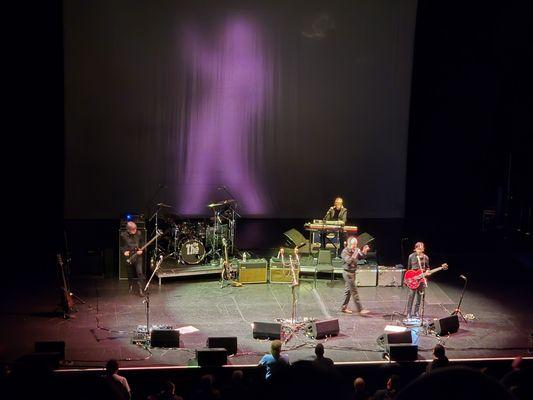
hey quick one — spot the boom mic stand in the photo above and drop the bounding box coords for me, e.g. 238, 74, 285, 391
452, 274, 468, 323
141, 254, 164, 343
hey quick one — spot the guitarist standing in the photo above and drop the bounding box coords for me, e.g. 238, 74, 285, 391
121, 222, 145, 296
406, 242, 430, 318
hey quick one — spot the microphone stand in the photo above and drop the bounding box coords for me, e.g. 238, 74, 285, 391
142, 255, 164, 343
452, 276, 468, 323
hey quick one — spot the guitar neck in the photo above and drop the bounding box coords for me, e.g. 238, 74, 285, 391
139, 234, 159, 251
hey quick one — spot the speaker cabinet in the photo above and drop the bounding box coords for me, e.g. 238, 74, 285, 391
269, 259, 299, 283
311, 319, 340, 339
207, 337, 237, 355
252, 321, 281, 340
238, 259, 268, 283
355, 266, 378, 286
433, 315, 459, 335
386, 344, 418, 361
196, 348, 228, 366
118, 228, 147, 280
384, 330, 412, 345
150, 329, 180, 348
283, 229, 307, 248
378, 266, 404, 287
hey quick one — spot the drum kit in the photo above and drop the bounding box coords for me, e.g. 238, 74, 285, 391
149, 199, 239, 266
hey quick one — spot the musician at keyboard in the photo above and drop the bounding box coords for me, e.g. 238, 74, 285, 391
322, 197, 347, 249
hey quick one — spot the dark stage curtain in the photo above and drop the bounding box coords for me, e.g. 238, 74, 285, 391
64, 0, 417, 219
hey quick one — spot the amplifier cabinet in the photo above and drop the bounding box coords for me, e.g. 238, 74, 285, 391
238, 258, 268, 284
355, 266, 378, 287
378, 266, 405, 287
269, 259, 299, 283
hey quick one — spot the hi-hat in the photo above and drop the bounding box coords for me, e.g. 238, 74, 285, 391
156, 203, 172, 208
207, 199, 236, 208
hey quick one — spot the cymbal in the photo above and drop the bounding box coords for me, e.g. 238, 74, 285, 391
156, 202, 172, 208
207, 199, 236, 208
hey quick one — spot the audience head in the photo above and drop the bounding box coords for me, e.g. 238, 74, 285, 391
105, 359, 119, 375
271, 340, 282, 358
354, 377, 365, 391
315, 343, 325, 358
434, 344, 446, 359
232, 370, 244, 383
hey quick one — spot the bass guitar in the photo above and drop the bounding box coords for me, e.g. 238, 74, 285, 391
126, 230, 162, 264
404, 263, 448, 290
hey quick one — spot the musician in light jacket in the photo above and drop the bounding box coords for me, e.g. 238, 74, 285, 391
406, 242, 430, 318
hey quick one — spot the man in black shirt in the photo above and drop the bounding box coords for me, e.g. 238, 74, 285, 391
340, 236, 370, 314
322, 197, 348, 250
120, 222, 145, 296
406, 242, 430, 318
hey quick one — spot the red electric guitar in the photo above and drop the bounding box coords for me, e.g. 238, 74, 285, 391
404, 263, 448, 290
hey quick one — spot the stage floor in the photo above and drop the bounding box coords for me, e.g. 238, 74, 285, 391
1, 273, 531, 368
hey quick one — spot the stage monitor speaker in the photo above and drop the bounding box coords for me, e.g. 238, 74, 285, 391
35, 341, 65, 360
283, 229, 307, 248
150, 329, 180, 348
207, 337, 238, 355
433, 315, 459, 336
357, 232, 375, 249
118, 228, 147, 280
252, 321, 281, 340
196, 348, 228, 366
386, 344, 418, 361
384, 330, 412, 345
311, 319, 339, 339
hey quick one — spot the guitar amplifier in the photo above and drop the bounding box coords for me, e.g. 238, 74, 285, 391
378, 266, 405, 287
355, 265, 378, 287
238, 259, 268, 283
269, 259, 299, 283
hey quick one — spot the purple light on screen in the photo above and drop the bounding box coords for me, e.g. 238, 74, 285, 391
178, 15, 270, 215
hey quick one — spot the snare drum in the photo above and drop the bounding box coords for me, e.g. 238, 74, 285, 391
179, 238, 206, 264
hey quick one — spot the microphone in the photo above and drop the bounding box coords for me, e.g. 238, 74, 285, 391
459, 274, 467, 280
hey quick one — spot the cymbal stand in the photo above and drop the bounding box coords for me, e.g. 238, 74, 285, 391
149, 205, 163, 258
210, 209, 223, 261
227, 204, 240, 256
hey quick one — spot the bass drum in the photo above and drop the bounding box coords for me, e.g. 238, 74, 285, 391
179, 238, 206, 265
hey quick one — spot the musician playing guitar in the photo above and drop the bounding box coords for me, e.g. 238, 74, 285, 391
406, 242, 430, 319
120, 221, 145, 296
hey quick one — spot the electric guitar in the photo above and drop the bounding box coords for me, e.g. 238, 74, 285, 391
221, 238, 242, 286
57, 254, 74, 315
404, 263, 449, 290
126, 230, 162, 264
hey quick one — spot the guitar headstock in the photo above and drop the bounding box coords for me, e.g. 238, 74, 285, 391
441, 263, 449, 270
57, 253, 64, 265
222, 237, 227, 247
